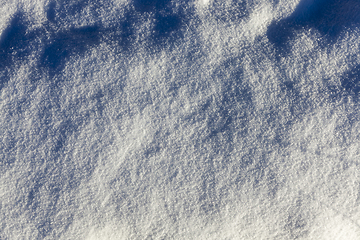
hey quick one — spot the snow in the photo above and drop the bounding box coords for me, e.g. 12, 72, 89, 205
1, 0, 360, 239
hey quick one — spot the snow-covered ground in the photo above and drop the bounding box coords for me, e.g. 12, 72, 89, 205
1, 0, 360, 239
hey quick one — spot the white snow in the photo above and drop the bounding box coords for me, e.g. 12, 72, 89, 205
1, 0, 360, 239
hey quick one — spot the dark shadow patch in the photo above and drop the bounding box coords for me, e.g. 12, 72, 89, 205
132, 0, 189, 50
40, 25, 100, 74
46, 1, 57, 23
1, 4, 191, 81
340, 64, 360, 98
0, 12, 37, 89
153, 13, 181, 40
283, 80, 295, 91
133, 0, 171, 13
0, 12, 101, 84
150, 10, 188, 51
0, 13, 28, 67
267, 0, 360, 51
115, 13, 137, 50
266, 20, 294, 53
320, 64, 360, 102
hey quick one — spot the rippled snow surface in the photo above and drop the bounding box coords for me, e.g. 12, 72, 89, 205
1, 0, 360, 239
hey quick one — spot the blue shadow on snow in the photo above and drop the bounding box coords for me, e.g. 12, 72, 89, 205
267, 0, 360, 49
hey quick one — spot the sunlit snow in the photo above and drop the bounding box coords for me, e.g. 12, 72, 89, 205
1, 0, 360, 239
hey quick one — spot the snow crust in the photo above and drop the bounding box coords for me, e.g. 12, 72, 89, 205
1, 0, 360, 239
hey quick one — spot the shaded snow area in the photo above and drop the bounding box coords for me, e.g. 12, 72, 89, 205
2, 0, 360, 239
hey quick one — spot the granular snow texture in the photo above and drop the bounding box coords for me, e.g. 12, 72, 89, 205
1, 0, 360, 239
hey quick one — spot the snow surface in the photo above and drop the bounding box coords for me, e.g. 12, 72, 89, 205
1, 0, 360, 239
